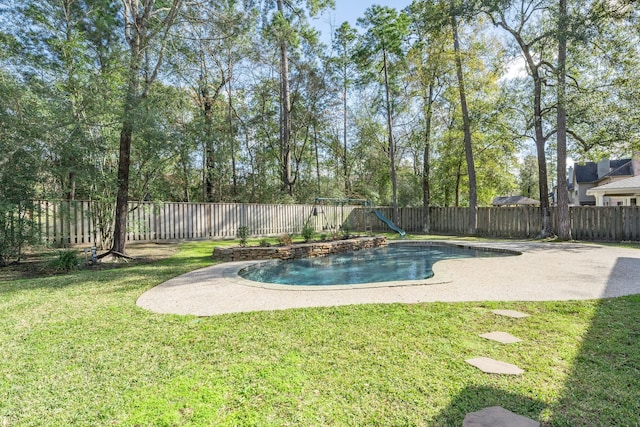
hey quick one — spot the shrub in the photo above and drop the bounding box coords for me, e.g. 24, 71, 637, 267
259, 238, 270, 247
301, 223, 315, 242
278, 233, 293, 246
49, 249, 79, 272
341, 224, 351, 239
236, 226, 249, 247
0, 201, 39, 266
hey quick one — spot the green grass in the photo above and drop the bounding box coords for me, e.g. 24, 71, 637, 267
2, 241, 640, 426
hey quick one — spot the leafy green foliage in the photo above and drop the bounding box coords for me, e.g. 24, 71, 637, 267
0, 72, 42, 265
259, 238, 271, 247
48, 249, 79, 272
340, 223, 351, 239
0, 203, 39, 267
301, 223, 315, 242
236, 226, 249, 247
2, 0, 640, 221
278, 233, 294, 246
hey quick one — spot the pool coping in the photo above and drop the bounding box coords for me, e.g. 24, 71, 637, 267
224, 240, 522, 291
136, 239, 640, 316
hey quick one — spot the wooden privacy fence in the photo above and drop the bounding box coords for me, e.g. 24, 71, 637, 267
33, 201, 640, 246
355, 206, 640, 241
34, 201, 357, 247
570, 206, 640, 241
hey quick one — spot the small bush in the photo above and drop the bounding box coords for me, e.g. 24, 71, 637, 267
0, 202, 39, 266
49, 249, 79, 272
341, 224, 351, 239
259, 238, 270, 247
301, 223, 315, 242
320, 233, 327, 241
278, 233, 293, 246
236, 226, 249, 247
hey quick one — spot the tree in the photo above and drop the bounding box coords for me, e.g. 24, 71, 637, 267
449, 1, 478, 234
519, 154, 540, 198
358, 5, 410, 225
111, 0, 182, 256
176, 0, 256, 203
331, 22, 358, 194
0, 71, 42, 265
481, 0, 555, 237
265, 0, 334, 196
406, 0, 451, 232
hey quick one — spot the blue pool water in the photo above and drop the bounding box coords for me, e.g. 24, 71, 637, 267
238, 244, 513, 286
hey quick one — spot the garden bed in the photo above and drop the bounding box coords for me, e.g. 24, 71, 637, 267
212, 236, 387, 262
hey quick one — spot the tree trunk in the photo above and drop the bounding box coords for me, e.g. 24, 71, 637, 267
112, 119, 133, 254
276, 0, 293, 196
556, 0, 571, 240
111, 46, 141, 255
227, 75, 238, 201
451, 15, 477, 235
202, 83, 215, 202
343, 64, 350, 194
314, 124, 321, 194
382, 47, 399, 225
455, 161, 461, 207
422, 82, 434, 234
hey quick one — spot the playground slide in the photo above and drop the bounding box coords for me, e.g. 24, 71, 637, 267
372, 210, 406, 237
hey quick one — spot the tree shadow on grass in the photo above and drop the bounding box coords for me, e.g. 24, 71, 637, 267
428, 385, 545, 426
547, 257, 640, 426
430, 256, 640, 426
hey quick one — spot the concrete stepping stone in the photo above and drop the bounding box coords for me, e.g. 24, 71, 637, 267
465, 357, 524, 375
463, 406, 539, 427
480, 331, 522, 344
492, 309, 529, 318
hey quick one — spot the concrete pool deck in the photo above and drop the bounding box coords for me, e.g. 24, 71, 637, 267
136, 240, 640, 316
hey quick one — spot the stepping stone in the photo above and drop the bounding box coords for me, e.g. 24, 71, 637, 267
465, 357, 524, 375
463, 406, 540, 427
480, 331, 523, 344
492, 309, 529, 318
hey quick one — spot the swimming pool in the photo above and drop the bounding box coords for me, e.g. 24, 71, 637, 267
238, 243, 515, 286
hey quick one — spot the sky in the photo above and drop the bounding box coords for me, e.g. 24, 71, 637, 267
315, 0, 414, 43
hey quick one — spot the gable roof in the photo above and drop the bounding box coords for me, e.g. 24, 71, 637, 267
586, 175, 640, 193
492, 196, 540, 206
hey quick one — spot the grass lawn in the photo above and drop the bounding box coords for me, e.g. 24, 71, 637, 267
1, 240, 639, 426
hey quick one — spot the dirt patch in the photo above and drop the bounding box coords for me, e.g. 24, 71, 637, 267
99, 242, 179, 263
0, 242, 179, 282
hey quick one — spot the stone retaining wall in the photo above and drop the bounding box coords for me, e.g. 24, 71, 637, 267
212, 236, 387, 262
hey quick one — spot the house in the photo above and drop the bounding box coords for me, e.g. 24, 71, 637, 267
567, 154, 640, 206
585, 175, 640, 206
492, 196, 540, 207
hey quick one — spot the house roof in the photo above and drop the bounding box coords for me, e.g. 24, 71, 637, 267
573, 159, 632, 183
604, 160, 633, 178
574, 162, 598, 183
586, 175, 640, 195
492, 196, 540, 206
